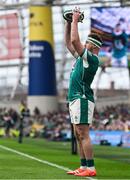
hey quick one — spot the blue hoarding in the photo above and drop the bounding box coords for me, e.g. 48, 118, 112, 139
29, 41, 57, 96
90, 130, 130, 148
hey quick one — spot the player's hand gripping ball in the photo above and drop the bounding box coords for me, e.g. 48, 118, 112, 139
63, 9, 84, 23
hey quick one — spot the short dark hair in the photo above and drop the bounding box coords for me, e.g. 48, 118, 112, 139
86, 33, 103, 48
88, 33, 103, 44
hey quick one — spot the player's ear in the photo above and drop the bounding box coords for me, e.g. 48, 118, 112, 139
92, 44, 97, 49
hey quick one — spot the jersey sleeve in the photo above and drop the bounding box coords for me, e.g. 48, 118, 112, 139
80, 48, 99, 69
80, 48, 87, 59
80, 48, 89, 68
80, 49, 93, 62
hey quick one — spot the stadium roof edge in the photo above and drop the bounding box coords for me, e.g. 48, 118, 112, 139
0, 0, 130, 9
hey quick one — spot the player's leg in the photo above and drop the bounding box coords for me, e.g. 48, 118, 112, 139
75, 98, 96, 177
67, 99, 87, 175
75, 124, 96, 177
67, 124, 87, 175
74, 124, 87, 169
76, 124, 95, 164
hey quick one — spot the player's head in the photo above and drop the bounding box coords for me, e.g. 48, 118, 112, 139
85, 33, 103, 54
119, 17, 125, 23
113, 23, 122, 34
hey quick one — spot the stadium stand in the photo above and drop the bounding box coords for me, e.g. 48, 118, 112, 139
0, 0, 130, 146
0, 103, 130, 140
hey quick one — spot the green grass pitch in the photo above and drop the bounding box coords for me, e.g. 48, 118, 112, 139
0, 138, 130, 179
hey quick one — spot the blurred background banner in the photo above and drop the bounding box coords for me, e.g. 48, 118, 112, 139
0, 13, 22, 60
28, 6, 58, 113
91, 7, 130, 67
90, 130, 130, 147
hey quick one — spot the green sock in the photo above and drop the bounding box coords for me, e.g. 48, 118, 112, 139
80, 158, 87, 167
87, 159, 94, 167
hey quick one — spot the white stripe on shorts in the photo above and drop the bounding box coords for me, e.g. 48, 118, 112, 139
69, 98, 95, 124
69, 99, 80, 124
88, 100, 95, 124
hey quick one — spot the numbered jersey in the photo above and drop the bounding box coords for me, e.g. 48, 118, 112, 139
68, 49, 99, 103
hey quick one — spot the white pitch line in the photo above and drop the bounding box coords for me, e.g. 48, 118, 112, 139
0, 144, 96, 180
0, 144, 71, 171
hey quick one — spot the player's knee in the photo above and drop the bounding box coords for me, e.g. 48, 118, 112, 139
79, 132, 89, 142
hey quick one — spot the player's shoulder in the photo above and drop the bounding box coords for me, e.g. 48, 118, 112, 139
81, 49, 93, 58
88, 50, 99, 62
80, 48, 99, 65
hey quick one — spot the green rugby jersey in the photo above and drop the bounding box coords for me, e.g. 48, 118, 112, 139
112, 32, 128, 59
68, 49, 99, 103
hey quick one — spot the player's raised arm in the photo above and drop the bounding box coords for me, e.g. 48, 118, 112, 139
71, 7, 84, 56
64, 21, 78, 58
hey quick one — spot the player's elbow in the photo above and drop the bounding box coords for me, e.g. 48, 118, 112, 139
71, 38, 77, 46
71, 35, 77, 43
71, 34, 79, 45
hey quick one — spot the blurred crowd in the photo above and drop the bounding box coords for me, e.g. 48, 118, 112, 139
0, 107, 19, 137
0, 103, 130, 141
93, 104, 130, 131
